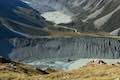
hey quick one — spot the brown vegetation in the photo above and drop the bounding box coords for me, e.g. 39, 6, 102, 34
0, 58, 120, 80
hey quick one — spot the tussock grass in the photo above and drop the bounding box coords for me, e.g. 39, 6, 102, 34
1, 62, 120, 80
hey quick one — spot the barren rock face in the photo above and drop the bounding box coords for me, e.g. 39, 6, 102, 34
24, 0, 120, 34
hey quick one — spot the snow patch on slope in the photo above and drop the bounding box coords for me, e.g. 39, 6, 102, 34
83, 0, 95, 11
41, 11, 72, 24
110, 28, 120, 36
94, 5, 120, 29
22, 0, 73, 15
72, 0, 84, 7
83, 6, 104, 22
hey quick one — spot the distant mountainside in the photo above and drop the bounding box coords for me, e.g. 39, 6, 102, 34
0, 0, 79, 39
68, 0, 120, 35
24, 0, 120, 36
1, 0, 119, 38
0, 0, 50, 38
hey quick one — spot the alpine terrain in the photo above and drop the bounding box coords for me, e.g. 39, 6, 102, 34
0, 0, 120, 71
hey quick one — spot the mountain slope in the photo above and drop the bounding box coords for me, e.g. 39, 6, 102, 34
24, 0, 120, 36
0, 0, 49, 38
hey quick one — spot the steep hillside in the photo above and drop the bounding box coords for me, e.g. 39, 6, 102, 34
24, 0, 120, 35
0, 0, 50, 38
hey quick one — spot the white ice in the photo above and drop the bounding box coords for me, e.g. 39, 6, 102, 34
41, 11, 72, 24
94, 5, 120, 29
25, 59, 120, 71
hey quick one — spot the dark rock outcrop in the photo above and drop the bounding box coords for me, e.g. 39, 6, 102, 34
0, 0, 49, 38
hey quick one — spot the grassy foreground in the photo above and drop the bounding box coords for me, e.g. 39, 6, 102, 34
0, 59, 120, 80
43, 64, 120, 80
